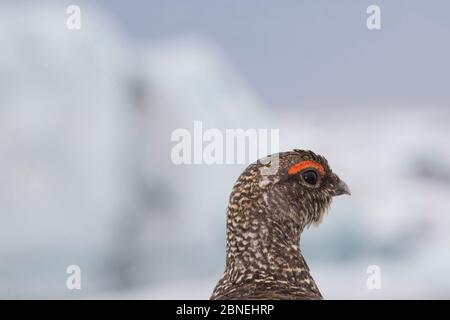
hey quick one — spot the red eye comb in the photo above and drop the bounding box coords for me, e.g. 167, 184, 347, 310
288, 160, 325, 176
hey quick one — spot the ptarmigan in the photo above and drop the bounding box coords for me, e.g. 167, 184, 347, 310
211, 149, 350, 300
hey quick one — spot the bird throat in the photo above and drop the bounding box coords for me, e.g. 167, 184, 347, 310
213, 211, 323, 299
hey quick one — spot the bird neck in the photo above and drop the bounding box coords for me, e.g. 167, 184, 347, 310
222, 213, 322, 298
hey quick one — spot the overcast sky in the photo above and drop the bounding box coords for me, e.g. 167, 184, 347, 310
19, 0, 450, 108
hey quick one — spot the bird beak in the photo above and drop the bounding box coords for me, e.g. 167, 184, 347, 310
333, 178, 351, 196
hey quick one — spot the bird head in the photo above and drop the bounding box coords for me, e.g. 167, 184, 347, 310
228, 149, 350, 231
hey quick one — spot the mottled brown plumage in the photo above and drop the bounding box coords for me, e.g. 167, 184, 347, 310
211, 149, 350, 300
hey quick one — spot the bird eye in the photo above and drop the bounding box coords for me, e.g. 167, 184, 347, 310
302, 170, 318, 185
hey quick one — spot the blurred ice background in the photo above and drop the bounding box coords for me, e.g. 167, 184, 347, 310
0, 0, 449, 299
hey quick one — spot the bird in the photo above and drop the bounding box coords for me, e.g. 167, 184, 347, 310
210, 149, 350, 300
